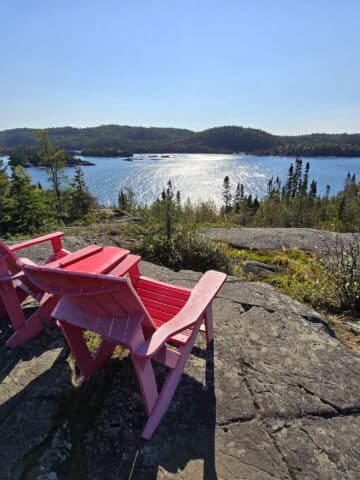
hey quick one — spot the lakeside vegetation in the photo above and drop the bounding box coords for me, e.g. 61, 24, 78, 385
1, 132, 359, 322
2, 125, 360, 158
0, 132, 97, 236
6, 145, 95, 168
119, 171, 359, 317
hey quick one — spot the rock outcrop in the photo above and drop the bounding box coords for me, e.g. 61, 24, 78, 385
1, 255, 360, 479
203, 227, 355, 254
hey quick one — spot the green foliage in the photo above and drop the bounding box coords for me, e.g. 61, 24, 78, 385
121, 181, 229, 272
0, 160, 13, 235
223, 160, 360, 232
66, 167, 98, 223
222, 176, 232, 214
36, 130, 67, 214
7, 145, 82, 168
139, 228, 230, 273
117, 188, 137, 212
8, 166, 55, 234
324, 234, 360, 314
222, 244, 336, 312
0, 133, 98, 237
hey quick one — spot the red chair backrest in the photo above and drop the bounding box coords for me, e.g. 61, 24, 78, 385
0, 240, 21, 274
23, 264, 157, 345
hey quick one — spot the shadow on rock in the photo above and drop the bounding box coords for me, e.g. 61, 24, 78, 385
85, 342, 217, 480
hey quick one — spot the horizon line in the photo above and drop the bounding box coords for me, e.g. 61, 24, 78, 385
1, 123, 360, 137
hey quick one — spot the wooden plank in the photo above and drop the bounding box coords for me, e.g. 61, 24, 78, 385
108, 254, 141, 277
146, 307, 173, 322
46, 245, 103, 268
136, 287, 187, 309
9, 231, 65, 252
62, 247, 128, 273
136, 277, 191, 301
141, 297, 181, 316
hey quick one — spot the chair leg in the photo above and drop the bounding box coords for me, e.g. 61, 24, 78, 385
0, 295, 6, 319
0, 283, 26, 331
131, 328, 158, 417
59, 322, 95, 378
141, 322, 201, 440
15, 286, 29, 305
59, 322, 117, 379
204, 304, 214, 343
6, 295, 59, 348
92, 339, 117, 371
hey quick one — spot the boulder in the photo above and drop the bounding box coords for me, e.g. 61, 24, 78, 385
242, 260, 278, 277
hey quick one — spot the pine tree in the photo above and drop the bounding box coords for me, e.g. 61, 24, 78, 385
0, 159, 13, 235
222, 176, 232, 214
234, 183, 241, 212
68, 167, 97, 221
36, 130, 67, 215
9, 166, 50, 233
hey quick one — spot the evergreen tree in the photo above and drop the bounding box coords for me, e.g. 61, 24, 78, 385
9, 166, 50, 234
234, 183, 241, 212
118, 188, 136, 211
0, 160, 13, 235
36, 130, 67, 215
222, 176, 232, 214
68, 167, 97, 221
161, 180, 176, 241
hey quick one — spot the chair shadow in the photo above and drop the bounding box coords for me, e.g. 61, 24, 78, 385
0, 307, 64, 384
111, 341, 218, 480
0, 327, 217, 480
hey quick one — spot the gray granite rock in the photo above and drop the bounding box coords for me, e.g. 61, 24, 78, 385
1, 255, 360, 479
203, 227, 355, 254
242, 260, 278, 277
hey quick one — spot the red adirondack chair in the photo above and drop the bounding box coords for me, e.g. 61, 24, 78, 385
22, 262, 226, 439
0, 232, 70, 347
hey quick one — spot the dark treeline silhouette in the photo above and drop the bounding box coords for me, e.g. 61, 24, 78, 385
2, 125, 360, 157
7, 145, 94, 168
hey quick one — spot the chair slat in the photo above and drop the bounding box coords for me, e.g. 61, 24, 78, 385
136, 287, 187, 309
141, 297, 181, 316
146, 307, 173, 322
136, 278, 191, 301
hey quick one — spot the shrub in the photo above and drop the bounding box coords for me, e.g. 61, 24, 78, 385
325, 233, 360, 314
139, 228, 230, 273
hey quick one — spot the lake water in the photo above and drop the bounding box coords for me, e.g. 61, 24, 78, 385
2, 153, 360, 208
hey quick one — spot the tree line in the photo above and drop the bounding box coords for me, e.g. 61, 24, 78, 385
221, 159, 360, 232
2, 125, 360, 157
117, 159, 360, 234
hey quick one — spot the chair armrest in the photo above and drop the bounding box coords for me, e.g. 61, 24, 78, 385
135, 270, 226, 359
10, 232, 65, 254
108, 254, 141, 277
45, 244, 103, 268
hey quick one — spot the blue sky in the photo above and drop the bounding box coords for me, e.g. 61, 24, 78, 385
1, 0, 359, 134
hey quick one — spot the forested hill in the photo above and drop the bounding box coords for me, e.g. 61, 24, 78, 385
1, 125, 360, 156
0, 125, 192, 151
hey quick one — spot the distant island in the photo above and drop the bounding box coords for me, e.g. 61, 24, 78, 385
4, 146, 95, 168
1, 125, 360, 165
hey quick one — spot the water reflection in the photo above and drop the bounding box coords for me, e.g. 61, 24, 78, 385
2, 153, 360, 207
